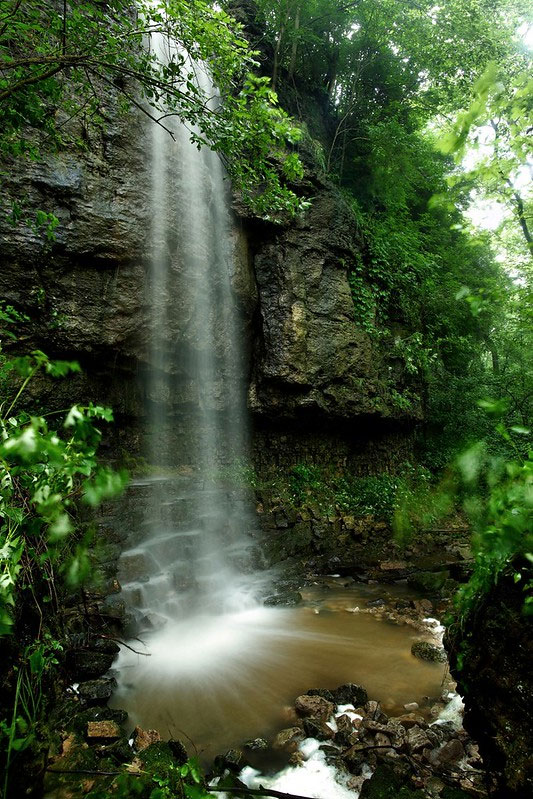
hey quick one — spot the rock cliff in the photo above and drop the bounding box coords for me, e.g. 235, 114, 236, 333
0, 93, 417, 466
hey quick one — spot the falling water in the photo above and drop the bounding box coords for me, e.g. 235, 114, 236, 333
117, 32, 265, 629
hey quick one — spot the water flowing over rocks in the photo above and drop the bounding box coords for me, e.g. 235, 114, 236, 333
218, 683, 483, 799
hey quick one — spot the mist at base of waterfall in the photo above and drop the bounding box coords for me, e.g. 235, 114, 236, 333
110, 582, 450, 760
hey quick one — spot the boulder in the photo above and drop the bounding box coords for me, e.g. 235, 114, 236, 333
71, 706, 128, 736
407, 571, 449, 594
333, 683, 368, 707
87, 720, 121, 739
66, 649, 116, 680
77, 677, 117, 704
295, 694, 335, 722
243, 738, 269, 751
411, 641, 447, 663
272, 727, 305, 753
132, 726, 161, 751
306, 688, 335, 703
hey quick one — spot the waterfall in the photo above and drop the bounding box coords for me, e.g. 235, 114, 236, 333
117, 31, 265, 631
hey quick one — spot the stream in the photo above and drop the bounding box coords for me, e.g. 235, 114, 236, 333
111, 578, 450, 761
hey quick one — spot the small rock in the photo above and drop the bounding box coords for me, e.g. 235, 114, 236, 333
374, 732, 392, 748
264, 591, 303, 607
87, 721, 121, 739
406, 725, 431, 752
412, 598, 433, 614
403, 702, 419, 712
289, 750, 305, 766
343, 743, 367, 774
367, 599, 386, 608
132, 726, 161, 751
126, 757, 143, 774
303, 717, 335, 741
363, 700, 388, 723
428, 738, 465, 767
295, 694, 334, 722
396, 712, 426, 729
214, 749, 245, 773
102, 738, 134, 762
347, 775, 366, 791
243, 738, 268, 751
333, 683, 368, 707
411, 641, 447, 663
272, 727, 305, 753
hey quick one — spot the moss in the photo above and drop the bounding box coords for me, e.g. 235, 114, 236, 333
441, 788, 475, 799
69, 706, 128, 736
139, 742, 182, 789
359, 765, 425, 799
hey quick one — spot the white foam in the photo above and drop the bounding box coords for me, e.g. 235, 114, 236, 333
423, 617, 445, 636
336, 704, 363, 723
240, 742, 360, 799
432, 692, 464, 729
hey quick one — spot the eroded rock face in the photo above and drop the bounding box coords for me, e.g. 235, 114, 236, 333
249, 189, 409, 421
1, 98, 418, 462
0, 110, 149, 358
446, 564, 533, 798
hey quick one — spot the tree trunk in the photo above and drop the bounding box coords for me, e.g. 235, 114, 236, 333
288, 3, 300, 80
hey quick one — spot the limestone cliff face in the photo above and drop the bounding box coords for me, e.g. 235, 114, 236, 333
0, 105, 417, 459
250, 189, 396, 421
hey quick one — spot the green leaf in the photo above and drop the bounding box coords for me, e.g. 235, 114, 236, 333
183, 785, 214, 799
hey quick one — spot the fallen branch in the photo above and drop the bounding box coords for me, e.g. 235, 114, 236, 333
209, 787, 320, 799
97, 634, 151, 656
45, 769, 321, 799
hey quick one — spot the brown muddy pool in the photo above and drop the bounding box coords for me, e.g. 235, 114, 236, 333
110, 580, 449, 760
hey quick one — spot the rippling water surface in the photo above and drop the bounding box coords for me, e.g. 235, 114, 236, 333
111, 580, 448, 759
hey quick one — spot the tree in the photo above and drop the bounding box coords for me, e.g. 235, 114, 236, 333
0, 0, 305, 216
440, 62, 533, 260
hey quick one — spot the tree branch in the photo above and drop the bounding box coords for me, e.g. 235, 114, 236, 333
45, 770, 322, 799
0, 63, 63, 102
0, 0, 23, 38
86, 67, 176, 140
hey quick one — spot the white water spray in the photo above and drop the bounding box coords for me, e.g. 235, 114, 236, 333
117, 31, 265, 632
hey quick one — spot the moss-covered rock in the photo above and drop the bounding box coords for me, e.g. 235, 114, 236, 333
359, 764, 425, 798
407, 570, 449, 594
411, 641, 447, 663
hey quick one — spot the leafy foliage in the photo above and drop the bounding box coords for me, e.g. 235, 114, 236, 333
1, 635, 62, 798
0, 310, 127, 636
0, 0, 305, 216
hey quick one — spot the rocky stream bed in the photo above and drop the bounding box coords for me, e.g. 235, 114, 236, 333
41, 580, 490, 799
